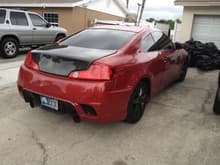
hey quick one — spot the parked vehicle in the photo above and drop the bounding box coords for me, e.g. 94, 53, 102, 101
0, 8, 67, 58
214, 72, 220, 114
17, 26, 188, 124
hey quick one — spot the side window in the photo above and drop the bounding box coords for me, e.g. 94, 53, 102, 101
10, 12, 28, 26
0, 10, 6, 24
151, 31, 174, 50
29, 13, 47, 27
141, 34, 155, 52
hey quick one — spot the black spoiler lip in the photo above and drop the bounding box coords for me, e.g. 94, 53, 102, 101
32, 44, 117, 63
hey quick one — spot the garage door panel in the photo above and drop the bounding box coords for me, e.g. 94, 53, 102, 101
192, 26, 218, 38
194, 17, 212, 24
192, 15, 220, 48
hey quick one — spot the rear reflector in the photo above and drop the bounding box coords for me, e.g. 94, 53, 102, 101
24, 52, 39, 71
69, 64, 113, 81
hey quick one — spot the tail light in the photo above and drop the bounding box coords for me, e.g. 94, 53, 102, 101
69, 63, 113, 81
24, 52, 39, 71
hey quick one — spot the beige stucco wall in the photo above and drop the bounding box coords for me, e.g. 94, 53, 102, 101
21, 7, 123, 35
71, 7, 123, 34
179, 6, 220, 42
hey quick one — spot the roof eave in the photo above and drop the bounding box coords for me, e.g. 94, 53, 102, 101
175, 2, 220, 6
0, 3, 73, 7
0, 0, 93, 8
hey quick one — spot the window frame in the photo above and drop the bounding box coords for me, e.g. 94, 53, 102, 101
43, 12, 59, 26
141, 34, 156, 52
151, 31, 175, 51
0, 9, 6, 24
28, 13, 47, 27
9, 11, 29, 26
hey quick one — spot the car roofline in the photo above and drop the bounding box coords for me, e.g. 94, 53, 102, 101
91, 25, 151, 33
0, 8, 38, 15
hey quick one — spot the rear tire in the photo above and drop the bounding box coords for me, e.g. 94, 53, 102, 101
213, 88, 220, 115
177, 57, 188, 82
125, 81, 149, 124
0, 37, 19, 58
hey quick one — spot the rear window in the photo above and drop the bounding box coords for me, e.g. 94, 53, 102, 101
0, 10, 6, 24
61, 29, 136, 50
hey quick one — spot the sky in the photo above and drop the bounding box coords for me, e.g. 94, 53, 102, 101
128, 0, 183, 20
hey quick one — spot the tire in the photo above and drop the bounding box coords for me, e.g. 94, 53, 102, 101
0, 37, 19, 58
125, 81, 149, 124
177, 57, 188, 82
213, 88, 220, 115
55, 34, 65, 42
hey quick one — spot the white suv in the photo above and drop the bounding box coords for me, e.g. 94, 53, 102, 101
0, 8, 68, 58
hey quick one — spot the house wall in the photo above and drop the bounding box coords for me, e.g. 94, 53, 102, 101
71, 7, 123, 34
180, 6, 220, 42
22, 7, 123, 34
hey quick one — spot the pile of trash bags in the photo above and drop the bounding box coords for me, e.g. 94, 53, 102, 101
181, 40, 220, 70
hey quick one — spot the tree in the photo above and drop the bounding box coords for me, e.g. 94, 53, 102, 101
176, 19, 182, 24
155, 19, 175, 30
145, 18, 182, 30
146, 18, 155, 23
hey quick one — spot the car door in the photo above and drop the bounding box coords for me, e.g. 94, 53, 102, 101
151, 32, 179, 87
0, 9, 10, 37
28, 13, 55, 44
9, 11, 32, 45
139, 34, 167, 96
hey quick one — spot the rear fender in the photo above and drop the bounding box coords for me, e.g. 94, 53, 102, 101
127, 70, 153, 97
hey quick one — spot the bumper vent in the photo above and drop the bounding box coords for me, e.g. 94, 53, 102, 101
80, 104, 97, 116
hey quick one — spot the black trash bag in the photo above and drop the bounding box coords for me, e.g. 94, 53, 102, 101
182, 40, 220, 70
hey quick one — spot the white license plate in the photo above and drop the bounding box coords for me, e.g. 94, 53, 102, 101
40, 96, 58, 111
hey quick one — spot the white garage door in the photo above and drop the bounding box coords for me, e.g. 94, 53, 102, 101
192, 15, 220, 48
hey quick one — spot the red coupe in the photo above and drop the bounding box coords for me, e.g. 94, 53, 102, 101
17, 26, 188, 124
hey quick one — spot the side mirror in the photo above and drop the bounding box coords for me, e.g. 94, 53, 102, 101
46, 23, 51, 28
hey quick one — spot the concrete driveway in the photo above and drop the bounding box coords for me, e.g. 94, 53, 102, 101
0, 57, 219, 165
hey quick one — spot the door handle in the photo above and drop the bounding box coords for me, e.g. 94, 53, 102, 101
33, 27, 37, 30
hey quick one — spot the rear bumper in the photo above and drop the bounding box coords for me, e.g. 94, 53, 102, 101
17, 65, 132, 123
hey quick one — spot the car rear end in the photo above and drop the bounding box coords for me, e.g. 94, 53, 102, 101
17, 27, 140, 123
18, 51, 133, 123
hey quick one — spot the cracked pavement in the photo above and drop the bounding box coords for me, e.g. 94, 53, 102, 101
0, 55, 220, 165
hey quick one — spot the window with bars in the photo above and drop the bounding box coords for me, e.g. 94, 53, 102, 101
43, 12, 59, 26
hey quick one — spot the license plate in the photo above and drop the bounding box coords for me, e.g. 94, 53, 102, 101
40, 96, 58, 111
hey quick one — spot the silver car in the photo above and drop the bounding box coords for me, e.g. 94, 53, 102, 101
0, 8, 67, 58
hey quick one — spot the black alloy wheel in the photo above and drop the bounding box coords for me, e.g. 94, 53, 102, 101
178, 57, 189, 82
125, 81, 149, 124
